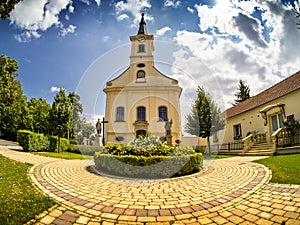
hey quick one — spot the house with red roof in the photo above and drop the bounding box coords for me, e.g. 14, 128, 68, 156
217, 70, 300, 155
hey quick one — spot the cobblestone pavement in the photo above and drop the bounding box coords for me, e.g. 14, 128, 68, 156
0, 147, 299, 225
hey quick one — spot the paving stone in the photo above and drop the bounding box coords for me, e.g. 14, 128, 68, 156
227, 215, 244, 224
1, 148, 299, 225
242, 213, 259, 223
39, 215, 56, 224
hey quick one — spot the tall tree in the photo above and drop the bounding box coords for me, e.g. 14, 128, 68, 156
233, 80, 250, 106
49, 88, 72, 152
185, 86, 225, 155
68, 92, 83, 139
0, 55, 27, 140
0, 0, 23, 20
27, 98, 51, 134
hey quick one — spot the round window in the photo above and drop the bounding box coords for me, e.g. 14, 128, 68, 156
137, 63, 145, 68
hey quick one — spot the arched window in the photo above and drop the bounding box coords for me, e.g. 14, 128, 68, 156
136, 70, 146, 83
137, 106, 146, 121
137, 70, 145, 79
116, 107, 125, 122
158, 106, 168, 121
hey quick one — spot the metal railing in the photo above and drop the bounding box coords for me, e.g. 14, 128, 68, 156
276, 128, 300, 148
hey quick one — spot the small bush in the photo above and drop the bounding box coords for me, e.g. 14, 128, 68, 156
194, 146, 206, 154
48, 136, 70, 152
67, 145, 104, 156
94, 152, 202, 178
17, 130, 49, 152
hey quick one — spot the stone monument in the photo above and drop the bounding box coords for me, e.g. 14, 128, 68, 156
165, 119, 173, 146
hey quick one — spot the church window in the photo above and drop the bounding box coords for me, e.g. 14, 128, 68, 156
137, 70, 145, 78
137, 63, 145, 68
138, 44, 145, 52
158, 106, 168, 121
137, 106, 146, 121
136, 70, 146, 82
116, 107, 125, 122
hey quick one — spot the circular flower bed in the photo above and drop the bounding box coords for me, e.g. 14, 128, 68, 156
94, 136, 203, 179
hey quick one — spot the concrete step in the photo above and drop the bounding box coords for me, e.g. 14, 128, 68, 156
241, 142, 274, 156
241, 152, 275, 156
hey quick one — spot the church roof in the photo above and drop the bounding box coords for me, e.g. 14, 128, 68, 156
225, 70, 300, 118
137, 13, 147, 35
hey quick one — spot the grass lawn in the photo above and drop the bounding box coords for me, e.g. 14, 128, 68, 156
204, 154, 235, 160
0, 155, 55, 225
33, 151, 93, 160
254, 154, 300, 184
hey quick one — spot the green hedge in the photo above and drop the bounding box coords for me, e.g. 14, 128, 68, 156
67, 145, 104, 156
17, 130, 49, 152
17, 130, 70, 152
94, 152, 203, 178
48, 136, 70, 152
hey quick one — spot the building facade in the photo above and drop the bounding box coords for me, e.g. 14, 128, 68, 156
220, 70, 300, 144
103, 14, 182, 144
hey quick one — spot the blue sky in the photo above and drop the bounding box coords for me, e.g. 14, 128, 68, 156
1, 0, 300, 122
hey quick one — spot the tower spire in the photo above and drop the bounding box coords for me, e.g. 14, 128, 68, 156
137, 13, 147, 35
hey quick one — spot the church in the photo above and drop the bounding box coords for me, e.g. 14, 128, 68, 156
103, 14, 182, 144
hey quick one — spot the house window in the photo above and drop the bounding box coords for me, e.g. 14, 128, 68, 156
158, 106, 168, 121
116, 107, 124, 122
233, 124, 242, 139
137, 106, 146, 121
138, 44, 145, 53
271, 113, 284, 133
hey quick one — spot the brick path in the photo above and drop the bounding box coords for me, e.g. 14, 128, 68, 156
0, 147, 299, 225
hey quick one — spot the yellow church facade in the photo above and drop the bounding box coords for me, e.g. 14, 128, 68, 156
103, 14, 182, 144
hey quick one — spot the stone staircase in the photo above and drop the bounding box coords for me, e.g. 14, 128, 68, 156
241, 142, 275, 156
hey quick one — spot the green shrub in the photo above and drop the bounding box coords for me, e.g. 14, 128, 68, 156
194, 146, 206, 153
94, 152, 202, 178
48, 136, 70, 152
67, 145, 104, 156
17, 130, 49, 152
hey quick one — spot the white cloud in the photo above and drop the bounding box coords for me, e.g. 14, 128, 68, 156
68, 4, 74, 13
172, 0, 300, 110
117, 14, 130, 21
102, 35, 111, 42
187, 7, 194, 14
14, 31, 41, 43
156, 26, 172, 36
114, 0, 153, 25
59, 24, 76, 37
80, 0, 90, 5
10, 0, 74, 41
95, 0, 101, 6
51, 86, 60, 92
164, 0, 181, 8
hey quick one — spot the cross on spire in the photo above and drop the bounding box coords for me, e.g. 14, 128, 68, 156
137, 13, 147, 35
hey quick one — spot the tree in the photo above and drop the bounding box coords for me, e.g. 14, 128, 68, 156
185, 86, 225, 155
27, 98, 51, 134
68, 92, 83, 139
0, 0, 23, 21
80, 118, 96, 145
49, 88, 72, 152
233, 80, 250, 106
0, 55, 27, 140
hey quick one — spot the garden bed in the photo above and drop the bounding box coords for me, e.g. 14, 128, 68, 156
93, 136, 203, 179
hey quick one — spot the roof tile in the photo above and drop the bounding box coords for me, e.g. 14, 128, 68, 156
225, 70, 300, 118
